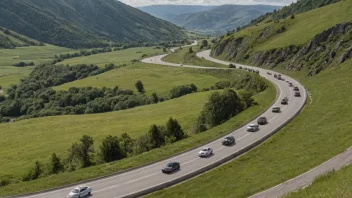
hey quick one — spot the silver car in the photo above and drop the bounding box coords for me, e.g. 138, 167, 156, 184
67, 186, 92, 198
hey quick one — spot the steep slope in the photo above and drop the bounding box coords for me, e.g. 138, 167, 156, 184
0, 0, 187, 48
172, 5, 281, 35
139, 5, 217, 22
212, 0, 351, 76
0, 26, 42, 49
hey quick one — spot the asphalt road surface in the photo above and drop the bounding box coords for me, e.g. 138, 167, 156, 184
14, 50, 307, 198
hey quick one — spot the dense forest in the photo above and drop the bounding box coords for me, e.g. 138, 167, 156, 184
0, 26, 43, 48
0, 0, 187, 48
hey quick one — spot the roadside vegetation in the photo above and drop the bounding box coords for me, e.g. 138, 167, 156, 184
0, 78, 275, 196
147, 1, 352, 196
285, 163, 352, 198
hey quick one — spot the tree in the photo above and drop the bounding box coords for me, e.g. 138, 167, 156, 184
291, 14, 295, 19
100, 135, 124, 163
151, 92, 158, 104
189, 47, 193, 53
148, 124, 165, 148
68, 135, 95, 168
119, 133, 135, 154
49, 153, 64, 174
202, 40, 208, 47
22, 161, 44, 181
135, 80, 145, 93
166, 117, 184, 141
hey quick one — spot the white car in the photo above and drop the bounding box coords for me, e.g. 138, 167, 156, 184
198, 147, 213, 157
247, 124, 259, 132
67, 186, 92, 198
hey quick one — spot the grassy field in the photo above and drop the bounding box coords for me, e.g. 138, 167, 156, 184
285, 164, 352, 198
0, 66, 34, 89
146, 59, 352, 197
0, 82, 275, 196
55, 62, 236, 97
164, 46, 226, 68
0, 45, 75, 66
59, 47, 163, 67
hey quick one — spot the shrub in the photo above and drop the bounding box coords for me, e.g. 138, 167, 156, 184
49, 153, 64, 174
169, 84, 198, 99
22, 161, 44, 181
135, 80, 145, 93
100, 135, 125, 163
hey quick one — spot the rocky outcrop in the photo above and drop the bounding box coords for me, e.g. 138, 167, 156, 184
212, 21, 352, 76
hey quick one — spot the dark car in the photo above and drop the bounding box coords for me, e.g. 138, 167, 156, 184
294, 92, 301, 97
229, 63, 236, 68
162, 162, 180, 174
272, 106, 281, 113
267, 72, 272, 75
281, 97, 289, 105
293, 87, 299, 91
274, 74, 278, 78
222, 136, 235, 145
257, 117, 267, 125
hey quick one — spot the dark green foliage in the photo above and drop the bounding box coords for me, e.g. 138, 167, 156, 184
119, 133, 135, 155
189, 47, 194, 53
169, 84, 198, 99
0, 179, 10, 187
0, 0, 187, 48
148, 125, 166, 149
49, 153, 64, 174
68, 135, 95, 168
135, 80, 145, 93
0, 26, 43, 49
166, 117, 185, 141
12, 62, 35, 67
202, 89, 242, 127
151, 92, 159, 104
22, 161, 44, 181
291, 14, 295, 19
202, 40, 208, 47
100, 135, 125, 163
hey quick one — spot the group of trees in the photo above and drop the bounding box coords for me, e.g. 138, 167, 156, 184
20, 118, 184, 183
54, 48, 114, 63
194, 89, 255, 133
169, 84, 198, 99
12, 62, 35, 67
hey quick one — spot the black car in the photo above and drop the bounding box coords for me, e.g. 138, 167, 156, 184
281, 97, 289, 105
257, 117, 267, 125
294, 92, 301, 97
222, 136, 235, 145
162, 162, 180, 174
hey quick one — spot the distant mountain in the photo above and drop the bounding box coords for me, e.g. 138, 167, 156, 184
0, 0, 187, 48
139, 5, 217, 22
171, 5, 281, 35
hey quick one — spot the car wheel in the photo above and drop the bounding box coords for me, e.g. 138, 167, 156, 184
88, 191, 91, 195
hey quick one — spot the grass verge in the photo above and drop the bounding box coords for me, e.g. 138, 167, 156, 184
0, 66, 34, 89
0, 79, 275, 196
285, 164, 352, 198
146, 59, 352, 198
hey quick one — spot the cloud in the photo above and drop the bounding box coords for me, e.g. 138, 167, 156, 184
118, 0, 297, 7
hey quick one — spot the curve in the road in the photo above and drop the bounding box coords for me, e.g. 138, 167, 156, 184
15, 49, 307, 198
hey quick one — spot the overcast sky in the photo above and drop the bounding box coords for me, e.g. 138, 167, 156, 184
119, 0, 297, 7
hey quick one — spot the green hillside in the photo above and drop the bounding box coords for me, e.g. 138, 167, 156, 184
212, 0, 351, 76
147, 1, 352, 197
171, 5, 280, 35
0, 26, 42, 49
0, 0, 187, 48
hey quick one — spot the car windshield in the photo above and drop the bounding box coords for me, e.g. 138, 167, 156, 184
71, 189, 79, 193
202, 148, 208, 151
166, 163, 174, 167
249, 124, 256, 127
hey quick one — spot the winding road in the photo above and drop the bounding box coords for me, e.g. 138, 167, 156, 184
13, 47, 309, 198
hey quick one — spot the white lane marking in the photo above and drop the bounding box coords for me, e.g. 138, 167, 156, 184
238, 133, 250, 141
183, 158, 198, 165
94, 173, 159, 193
215, 146, 224, 152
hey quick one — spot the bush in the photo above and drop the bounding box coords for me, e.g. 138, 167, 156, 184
169, 84, 198, 99
22, 161, 44, 181
49, 153, 64, 174
100, 135, 125, 163
135, 80, 145, 93
67, 135, 95, 168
